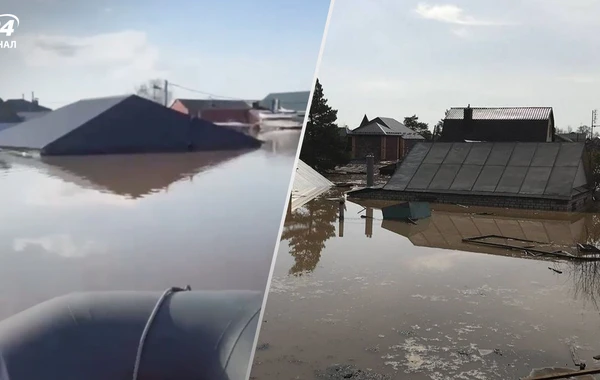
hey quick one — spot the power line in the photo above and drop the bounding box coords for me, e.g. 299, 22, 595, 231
167, 82, 247, 101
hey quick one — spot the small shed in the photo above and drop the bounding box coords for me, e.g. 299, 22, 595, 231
0, 95, 262, 156
346, 115, 425, 161
440, 106, 555, 142
349, 142, 593, 212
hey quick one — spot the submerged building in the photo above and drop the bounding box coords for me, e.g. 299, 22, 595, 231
344, 115, 425, 161
0, 95, 261, 156
349, 142, 593, 211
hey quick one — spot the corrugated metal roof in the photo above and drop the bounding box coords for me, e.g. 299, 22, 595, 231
384, 142, 588, 200
446, 107, 553, 121
291, 160, 333, 211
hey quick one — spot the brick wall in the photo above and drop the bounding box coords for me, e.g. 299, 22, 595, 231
349, 189, 593, 212
352, 136, 382, 160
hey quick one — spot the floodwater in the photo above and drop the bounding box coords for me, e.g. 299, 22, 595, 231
252, 192, 600, 380
0, 130, 300, 320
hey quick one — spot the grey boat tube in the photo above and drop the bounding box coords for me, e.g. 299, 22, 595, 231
0, 290, 262, 380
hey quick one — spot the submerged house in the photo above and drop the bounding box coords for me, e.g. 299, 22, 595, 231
5, 98, 52, 122
170, 98, 252, 119
0, 95, 262, 156
440, 106, 555, 142
259, 91, 310, 116
0, 99, 23, 132
349, 142, 593, 212
345, 115, 425, 161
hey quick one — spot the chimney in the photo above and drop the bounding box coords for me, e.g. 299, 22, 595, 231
464, 104, 473, 121
271, 98, 280, 113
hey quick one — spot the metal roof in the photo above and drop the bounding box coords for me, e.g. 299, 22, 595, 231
445, 107, 553, 121
0, 95, 262, 155
175, 99, 251, 112
291, 160, 333, 211
4, 99, 52, 112
384, 142, 588, 200
348, 117, 426, 139
259, 91, 310, 113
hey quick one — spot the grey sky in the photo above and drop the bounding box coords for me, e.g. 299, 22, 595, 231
319, 0, 600, 131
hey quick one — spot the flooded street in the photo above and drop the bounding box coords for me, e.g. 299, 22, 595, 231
0, 130, 300, 320
252, 193, 600, 380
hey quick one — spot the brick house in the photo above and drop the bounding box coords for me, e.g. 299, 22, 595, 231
170, 98, 253, 121
440, 106, 555, 142
345, 115, 426, 161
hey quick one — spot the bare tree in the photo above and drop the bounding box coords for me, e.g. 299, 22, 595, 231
134, 79, 173, 106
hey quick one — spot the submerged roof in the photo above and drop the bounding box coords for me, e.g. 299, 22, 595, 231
445, 107, 553, 121
384, 142, 589, 200
0, 95, 261, 155
4, 99, 52, 113
348, 116, 425, 139
291, 160, 334, 211
0, 99, 22, 123
260, 91, 310, 112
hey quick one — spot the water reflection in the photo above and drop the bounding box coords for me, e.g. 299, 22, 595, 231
281, 195, 338, 275
4, 150, 246, 199
254, 193, 600, 380
0, 130, 300, 320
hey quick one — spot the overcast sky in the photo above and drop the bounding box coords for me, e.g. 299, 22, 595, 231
0, 0, 329, 108
318, 0, 600, 131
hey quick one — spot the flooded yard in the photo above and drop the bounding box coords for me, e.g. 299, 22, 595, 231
252, 192, 600, 380
0, 130, 300, 320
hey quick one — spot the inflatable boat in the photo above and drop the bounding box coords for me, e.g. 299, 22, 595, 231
0, 288, 261, 380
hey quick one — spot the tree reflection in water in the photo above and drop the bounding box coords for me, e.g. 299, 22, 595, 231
568, 214, 600, 309
280, 194, 339, 276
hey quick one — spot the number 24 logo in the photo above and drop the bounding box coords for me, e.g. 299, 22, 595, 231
0, 14, 19, 37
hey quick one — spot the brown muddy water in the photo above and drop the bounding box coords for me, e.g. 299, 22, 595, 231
0, 130, 300, 321
252, 191, 600, 380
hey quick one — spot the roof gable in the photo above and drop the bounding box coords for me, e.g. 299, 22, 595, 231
349, 116, 425, 139
445, 107, 553, 121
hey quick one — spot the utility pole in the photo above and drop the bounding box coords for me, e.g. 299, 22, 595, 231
163, 79, 168, 107
592, 109, 597, 140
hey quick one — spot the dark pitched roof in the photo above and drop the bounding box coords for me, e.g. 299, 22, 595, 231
0, 95, 261, 155
175, 99, 251, 113
445, 107, 553, 121
259, 91, 310, 112
348, 116, 425, 140
4, 99, 52, 112
384, 142, 588, 200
